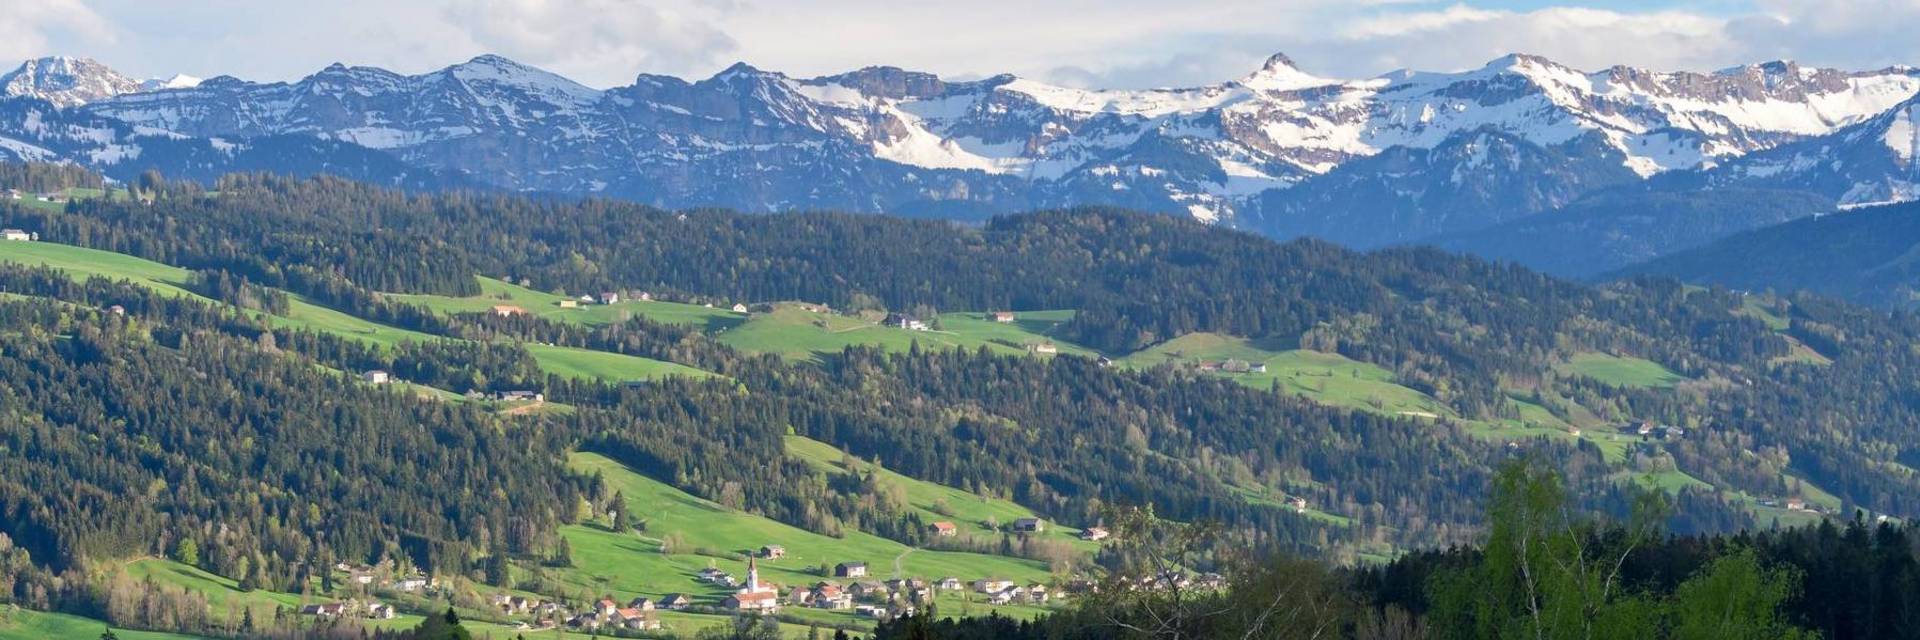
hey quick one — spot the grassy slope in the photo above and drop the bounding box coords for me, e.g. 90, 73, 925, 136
1563, 353, 1685, 388
389, 276, 747, 332
123, 558, 303, 621
0, 240, 439, 347
1119, 333, 1450, 417
715, 306, 1091, 362
557, 452, 1058, 624
0, 606, 206, 640
0, 242, 705, 382
526, 343, 715, 382
783, 435, 1099, 553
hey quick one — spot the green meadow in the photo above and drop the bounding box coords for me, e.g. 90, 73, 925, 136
1120, 333, 1451, 418
1563, 352, 1685, 388
0, 242, 706, 381
784, 435, 1101, 553
715, 306, 1085, 362
0, 606, 206, 640
388, 276, 746, 331
554, 452, 1059, 625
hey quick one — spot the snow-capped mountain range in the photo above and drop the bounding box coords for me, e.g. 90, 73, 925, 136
4, 53, 1920, 247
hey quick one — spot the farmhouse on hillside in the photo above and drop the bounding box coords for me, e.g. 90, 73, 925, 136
1079, 526, 1109, 541
491, 305, 527, 317
1012, 517, 1044, 533
759, 544, 786, 559
1, 229, 34, 241
732, 303, 750, 313
930, 521, 957, 537
884, 313, 929, 331
362, 370, 391, 385
992, 311, 1015, 323
658, 594, 691, 610
834, 561, 868, 578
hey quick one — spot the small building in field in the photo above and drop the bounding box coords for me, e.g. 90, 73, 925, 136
559, 299, 579, 309
1079, 526, 1109, 541
1030, 342, 1058, 355
937, 577, 963, 591
494, 390, 543, 402
2, 189, 19, 199
625, 597, 655, 611
491, 305, 527, 317
930, 521, 957, 537
362, 370, 391, 385
849, 580, 888, 601
637, 292, 653, 301
835, 561, 868, 578
600, 292, 620, 304
1221, 359, 1252, 373
1, 229, 34, 242
731, 303, 750, 313
973, 578, 1014, 594
884, 313, 929, 331
1287, 496, 1309, 513
759, 544, 786, 559
658, 594, 691, 610
1012, 517, 1044, 533
991, 311, 1015, 323
610, 607, 658, 630
1785, 498, 1808, 511
1250, 362, 1268, 373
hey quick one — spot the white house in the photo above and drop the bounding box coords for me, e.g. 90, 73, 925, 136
1, 229, 34, 242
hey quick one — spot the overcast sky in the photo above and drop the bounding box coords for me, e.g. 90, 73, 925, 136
5, 0, 1919, 89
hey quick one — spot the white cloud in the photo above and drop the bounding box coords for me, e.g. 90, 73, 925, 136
443, 0, 739, 85
1318, 4, 1734, 75
10, 1, 1920, 94
0, 0, 115, 61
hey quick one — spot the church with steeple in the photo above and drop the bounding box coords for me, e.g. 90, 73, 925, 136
724, 556, 780, 612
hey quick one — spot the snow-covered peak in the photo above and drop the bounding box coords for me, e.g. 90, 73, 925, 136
1237, 52, 1341, 92
1, 56, 143, 107
143, 74, 203, 90
708, 61, 780, 85
439, 54, 602, 106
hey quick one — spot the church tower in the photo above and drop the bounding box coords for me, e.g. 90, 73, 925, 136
745, 556, 761, 592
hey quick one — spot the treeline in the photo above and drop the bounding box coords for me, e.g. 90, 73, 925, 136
7, 171, 1910, 536
877, 460, 1920, 640
0, 161, 102, 193
0, 268, 587, 625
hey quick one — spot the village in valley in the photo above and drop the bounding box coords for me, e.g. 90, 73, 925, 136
280, 509, 1234, 637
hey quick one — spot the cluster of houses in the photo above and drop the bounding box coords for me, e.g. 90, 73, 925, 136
1196, 359, 1268, 374
1632, 422, 1687, 439
884, 313, 931, 331
332, 563, 437, 594
1757, 497, 1826, 514
457, 388, 545, 402
2, 189, 68, 203
1, 228, 36, 242
299, 599, 396, 620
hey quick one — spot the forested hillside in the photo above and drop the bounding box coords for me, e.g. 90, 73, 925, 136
1619, 200, 1920, 308
0, 169, 1918, 637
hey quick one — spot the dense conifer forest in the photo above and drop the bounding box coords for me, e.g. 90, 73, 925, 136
0, 168, 1918, 637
